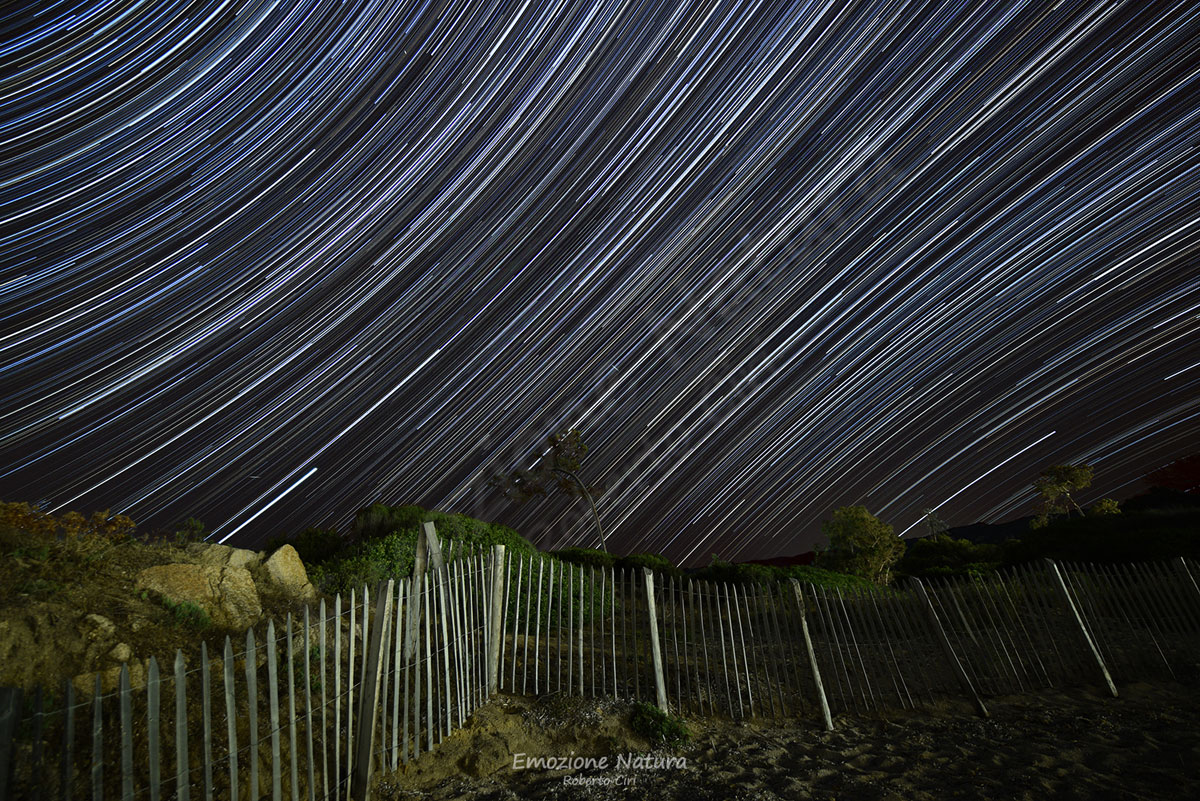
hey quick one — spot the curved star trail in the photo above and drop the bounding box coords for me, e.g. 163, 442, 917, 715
2, 0, 1199, 565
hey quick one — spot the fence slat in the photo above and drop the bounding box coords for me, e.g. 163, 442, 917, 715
789, 582, 833, 730
391, 581, 405, 770
403, 581, 414, 765
348, 589, 358, 791
120, 663, 133, 801
175, 650, 190, 801
201, 642, 213, 801
333, 595, 342, 796
91, 677, 102, 801
288, 615, 299, 801
567, 564, 574, 697
610, 568, 618, 699
1044, 560, 1118, 697
524, 558, 534, 696
423, 572, 434, 754
352, 579, 393, 801
590, 567, 597, 698
247, 628, 260, 801
910, 578, 989, 717
553, 562, 562, 694
148, 656, 161, 801
60, 680, 75, 801
669, 577, 682, 710
305, 606, 317, 801
510, 557, 523, 694
224, 638, 239, 801
643, 569, 669, 711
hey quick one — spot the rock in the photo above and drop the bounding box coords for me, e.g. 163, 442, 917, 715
109, 642, 132, 662
81, 613, 115, 641
259, 545, 317, 600
186, 542, 262, 570
74, 659, 146, 695
135, 563, 262, 629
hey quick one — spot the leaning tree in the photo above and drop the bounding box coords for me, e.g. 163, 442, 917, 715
489, 428, 609, 552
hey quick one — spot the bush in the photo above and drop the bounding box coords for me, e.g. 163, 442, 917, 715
552, 547, 617, 569
616, 552, 681, 577
693, 556, 775, 585
172, 517, 207, 545
161, 597, 210, 630
309, 532, 418, 597
896, 534, 1003, 579
353, 503, 425, 542
691, 557, 877, 591
310, 505, 540, 596
629, 702, 690, 747
778, 564, 882, 592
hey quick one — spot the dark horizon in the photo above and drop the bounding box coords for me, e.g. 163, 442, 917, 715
2, 0, 1198, 566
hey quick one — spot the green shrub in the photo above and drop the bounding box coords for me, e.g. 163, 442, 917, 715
353, 503, 425, 542
161, 597, 210, 630
778, 564, 881, 592
172, 517, 207, 545
629, 702, 690, 747
616, 552, 681, 577
551, 547, 616, 569
310, 505, 540, 596
693, 557, 778, 585
309, 532, 417, 596
896, 535, 1003, 579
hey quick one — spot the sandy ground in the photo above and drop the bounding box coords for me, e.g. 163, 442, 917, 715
370, 682, 1200, 800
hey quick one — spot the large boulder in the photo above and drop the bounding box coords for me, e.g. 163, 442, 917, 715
258, 544, 317, 600
185, 542, 262, 570
135, 563, 262, 629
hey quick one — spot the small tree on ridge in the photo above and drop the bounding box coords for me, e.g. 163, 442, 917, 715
815, 505, 904, 585
489, 428, 609, 552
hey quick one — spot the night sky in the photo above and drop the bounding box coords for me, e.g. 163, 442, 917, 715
2, 0, 1198, 565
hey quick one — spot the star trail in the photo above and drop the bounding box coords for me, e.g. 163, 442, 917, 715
2, 0, 1198, 565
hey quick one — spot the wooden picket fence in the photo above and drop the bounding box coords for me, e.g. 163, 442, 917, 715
3, 537, 1200, 800
489, 555, 1200, 726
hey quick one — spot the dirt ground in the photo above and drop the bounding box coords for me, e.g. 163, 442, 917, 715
371, 682, 1200, 801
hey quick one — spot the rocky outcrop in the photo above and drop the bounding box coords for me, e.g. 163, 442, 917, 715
1, 542, 320, 694
135, 563, 263, 630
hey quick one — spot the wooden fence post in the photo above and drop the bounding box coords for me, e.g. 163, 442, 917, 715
788, 580, 834, 731
1043, 560, 1118, 697
352, 580, 394, 801
642, 568, 669, 711
487, 546, 507, 695
910, 578, 990, 717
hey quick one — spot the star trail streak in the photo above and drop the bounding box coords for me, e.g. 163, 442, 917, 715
2, 0, 1198, 565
